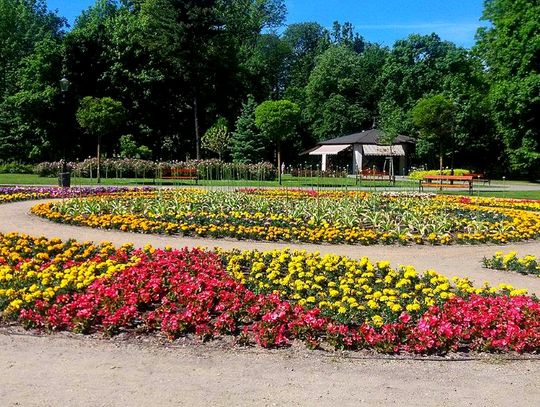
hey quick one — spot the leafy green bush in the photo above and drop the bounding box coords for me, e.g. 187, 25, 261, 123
0, 162, 35, 174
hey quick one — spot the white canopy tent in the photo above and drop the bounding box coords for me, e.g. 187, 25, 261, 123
308, 144, 350, 171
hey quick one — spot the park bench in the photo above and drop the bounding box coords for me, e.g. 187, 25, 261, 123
356, 168, 394, 185
160, 167, 198, 184
419, 175, 474, 194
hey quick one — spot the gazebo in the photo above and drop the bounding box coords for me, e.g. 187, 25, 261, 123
306, 129, 415, 175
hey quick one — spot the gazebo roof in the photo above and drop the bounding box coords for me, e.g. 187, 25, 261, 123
318, 129, 414, 145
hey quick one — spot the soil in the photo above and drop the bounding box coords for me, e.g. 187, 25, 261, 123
1, 199, 540, 406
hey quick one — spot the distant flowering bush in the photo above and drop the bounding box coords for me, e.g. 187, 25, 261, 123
35, 159, 277, 180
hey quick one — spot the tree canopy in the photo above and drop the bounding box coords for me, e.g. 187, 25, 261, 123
475, 0, 540, 176
0, 0, 537, 178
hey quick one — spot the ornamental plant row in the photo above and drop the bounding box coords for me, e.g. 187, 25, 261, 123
31, 189, 540, 245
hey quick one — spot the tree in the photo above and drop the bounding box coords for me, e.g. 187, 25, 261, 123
379, 33, 497, 171
0, 0, 65, 162
76, 96, 125, 183
475, 0, 540, 177
255, 99, 300, 184
304, 45, 383, 140
411, 94, 456, 173
139, 0, 286, 160
119, 134, 151, 159
202, 117, 230, 160
239, 33, 291, 100
281, 22, 328, 102
231, 96, 265, 163
378, 34, 463, 135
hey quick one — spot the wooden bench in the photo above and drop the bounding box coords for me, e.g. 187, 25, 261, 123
160, 168, 198, 184
356, 169, 394, 185
419, 175, 473, 194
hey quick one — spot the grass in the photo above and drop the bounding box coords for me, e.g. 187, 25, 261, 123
1, 173, 539, 199
443, 190, 540, 200
0, 173, 416, 189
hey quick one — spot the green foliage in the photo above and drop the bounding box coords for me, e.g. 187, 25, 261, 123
411, 94, 456, 170
76, 96, 125, 138
255, 100, 300, 145
231, 96, 266, 163
304, 45, 386, 140
202, 117, 230, 160
0, 161, 34, 174
0, 0, 534, 180
119, 134, 152, 159
476, 0, 540, 177
377, 34, 496, 170
281, 22, 328, 98
0, 0, 65, 162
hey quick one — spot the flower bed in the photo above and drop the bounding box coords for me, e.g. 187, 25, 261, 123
2, 232, 540, 354
222, 249, 526, 326
30, 189, 540, 245
483, 252, 540, 277
0, 186, 152, 204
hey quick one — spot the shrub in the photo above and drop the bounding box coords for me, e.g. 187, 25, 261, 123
408, 169, 471, 180
0, 162, 34, 174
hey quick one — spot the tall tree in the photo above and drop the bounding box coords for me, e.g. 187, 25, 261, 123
304, 45, 385, 140
255, 99, 300, 184
281, 22, 328, 102
476, 0, 540, 177
0, 0, 65, 162
139, 0, 285, 160
411, 94, 457, 173
76, 96, 125, 183
231, 95, 265, 163
379, 33, 497, 170
239, 33, 290, 101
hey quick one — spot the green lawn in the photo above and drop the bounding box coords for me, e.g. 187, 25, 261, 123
0, 173, 415, 189
443, 190, 540, 200
1, 173, 539, 199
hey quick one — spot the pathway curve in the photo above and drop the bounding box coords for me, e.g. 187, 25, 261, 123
1, 199, 540, 295
2, 198, 540, 406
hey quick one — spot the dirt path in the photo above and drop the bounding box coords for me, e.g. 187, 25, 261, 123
1, 198, 540, 406
1, 329, 540, 407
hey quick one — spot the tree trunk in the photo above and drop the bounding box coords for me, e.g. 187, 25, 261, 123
439, 141, 443, 174
277, 140, 282, 186
97, 135, 101, 184
193, 94, 200, 160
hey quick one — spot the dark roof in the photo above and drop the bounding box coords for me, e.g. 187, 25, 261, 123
318, 129, 414, 145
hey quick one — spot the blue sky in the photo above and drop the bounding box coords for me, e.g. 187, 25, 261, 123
46, 0, 486, 48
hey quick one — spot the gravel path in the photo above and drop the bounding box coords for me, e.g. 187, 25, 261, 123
1, 198, 540, 406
